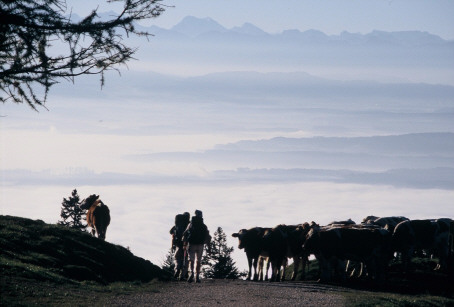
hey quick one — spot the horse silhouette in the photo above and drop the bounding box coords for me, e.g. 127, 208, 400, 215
80, 194, 111, 240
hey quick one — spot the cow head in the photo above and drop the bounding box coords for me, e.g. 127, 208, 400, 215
293, 222, 313, 242
232, 229, 248, 249
80, 194, 99, 210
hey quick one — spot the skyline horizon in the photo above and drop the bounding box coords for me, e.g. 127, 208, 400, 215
74, 12, 454, 41
67, 1, 454, 40
155, 15, 454, 40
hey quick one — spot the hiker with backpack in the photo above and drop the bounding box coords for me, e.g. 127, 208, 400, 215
169, 212, 190, 280
183, 209, 211, 283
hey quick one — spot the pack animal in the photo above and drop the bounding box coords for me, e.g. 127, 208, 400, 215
80, 194, 111, 240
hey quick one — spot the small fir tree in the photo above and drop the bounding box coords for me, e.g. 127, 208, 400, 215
202, 227, 245, 279
58, 189, 87, 231
161, 248, 175, 275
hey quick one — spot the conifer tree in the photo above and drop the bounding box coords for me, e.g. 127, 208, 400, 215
58, 189, 86, 231
1, 0, 165, 110
161, 247, 175, 275
202, 227, 245, 279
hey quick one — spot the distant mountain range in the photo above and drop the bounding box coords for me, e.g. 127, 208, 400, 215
145, 15, 451, 46
6, 128, 454, 189
81, 13, 452, 45
134, 133, 454, 172
65, 14, 454, 85
142, 16, 453, 84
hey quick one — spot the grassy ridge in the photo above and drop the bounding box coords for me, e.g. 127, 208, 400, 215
0, 215, 170, 284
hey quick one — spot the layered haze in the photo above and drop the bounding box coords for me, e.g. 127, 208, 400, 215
1, 13, 454, 271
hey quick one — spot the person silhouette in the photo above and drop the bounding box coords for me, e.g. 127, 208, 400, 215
183, 210, 211, 283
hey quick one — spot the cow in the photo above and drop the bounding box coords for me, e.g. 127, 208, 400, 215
262, 224, 291, 282
363, 216, 409, 233
392, 218, 453, 272
232, 227, 271, 281
302, 225, 392, 283
285, 223, 316, 281
324, 220, 367, 278
357, 216, 410, 275
80, 194, 111, 240
337, 223, 387, 279
259, 223, 316, 282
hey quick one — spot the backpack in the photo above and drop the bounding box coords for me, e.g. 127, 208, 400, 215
172, 214, 190, 247
186, 216, 208, 244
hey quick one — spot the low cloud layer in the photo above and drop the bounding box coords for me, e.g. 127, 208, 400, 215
2, 182, 453, 271
3, 166, 454, 190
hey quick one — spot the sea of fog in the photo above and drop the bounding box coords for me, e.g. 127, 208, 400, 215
2, 182, 453, 272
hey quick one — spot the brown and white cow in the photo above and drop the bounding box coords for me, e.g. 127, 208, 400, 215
303, 225, 392, 283
80, 194, 111, 240
392, 218, 453, 271
232, 227, 271, 281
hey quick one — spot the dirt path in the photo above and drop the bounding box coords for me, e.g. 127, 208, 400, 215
107, 279, 347, 306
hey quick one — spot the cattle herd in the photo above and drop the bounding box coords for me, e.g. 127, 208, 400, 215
231, 216, 454, 283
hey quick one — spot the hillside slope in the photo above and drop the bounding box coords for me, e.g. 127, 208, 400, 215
0, 215, 169, 284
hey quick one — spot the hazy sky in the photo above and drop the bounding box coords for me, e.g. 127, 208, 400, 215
69, 0, 454, 39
